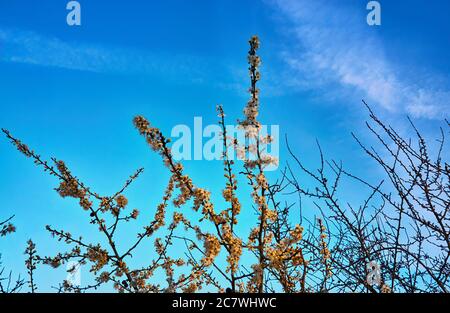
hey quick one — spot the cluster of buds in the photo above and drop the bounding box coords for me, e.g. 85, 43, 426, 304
318, 219, 332, 278
86, 245, 109, 273
201, 234, 221, 266
240, 35, 262, 128
56, 160, 93, 211
0, 221, 16, 237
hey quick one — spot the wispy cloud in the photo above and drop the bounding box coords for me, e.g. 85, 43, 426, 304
269, 0, 449, 119
0, 28, 266, 97
0, 28, 211, 83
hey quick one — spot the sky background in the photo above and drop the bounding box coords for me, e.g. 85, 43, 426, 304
0, 0, 449, 291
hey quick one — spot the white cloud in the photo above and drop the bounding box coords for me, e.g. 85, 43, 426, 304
0, 28, 207, 82
269, 0, 449, 119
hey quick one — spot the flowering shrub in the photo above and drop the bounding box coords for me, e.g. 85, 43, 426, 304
1, 36, 448, 293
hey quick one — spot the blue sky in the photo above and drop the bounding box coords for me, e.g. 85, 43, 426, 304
0, 0, 449, 291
